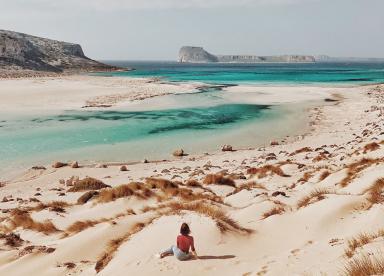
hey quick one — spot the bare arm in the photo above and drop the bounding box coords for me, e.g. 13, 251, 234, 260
190, 237, 198, 259
190, 250, 198, 259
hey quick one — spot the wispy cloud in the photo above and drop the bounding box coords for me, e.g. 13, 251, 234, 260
86, 0, 315, 10
3, 0, 317, 12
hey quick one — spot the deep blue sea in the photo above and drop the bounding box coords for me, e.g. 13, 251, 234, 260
1, 62, 383, 179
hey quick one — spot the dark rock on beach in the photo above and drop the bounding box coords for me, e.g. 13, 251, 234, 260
173, 149, 185, 157
52, 162, 67, 168
221, 145, 233, 152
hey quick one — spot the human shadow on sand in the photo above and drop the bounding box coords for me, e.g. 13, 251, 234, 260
193, 255, 235, 260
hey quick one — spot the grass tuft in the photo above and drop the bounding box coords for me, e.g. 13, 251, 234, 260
77, 191, 99, 204
145, 178, 178, 189
68, 177, 110, 192
203, 174, 236, 187
126, 182, 145, 191
363, 142, 380, 153
66, 220, 100, 234
298, 171, 314, 183
33, 201, 70, 213
319, 170, 331, 181
344, 230, 384, 258
345, 233, 372, 258
0, 233, 24, 247
97, 184, 134, 203
227, 182, 266, 196
8, 210, 58, 234
342, 252, 384, 276
367, 178, 384, 206
158, 187, 223, 204
156, 201, 253, 234
95, 220, 152, 272
289, 147, 313, 156
185, 179, 203, 188
247, 165, 290, 178
262, 206, 285, 219
340, 158, 384, 187
297, 188, 331, 209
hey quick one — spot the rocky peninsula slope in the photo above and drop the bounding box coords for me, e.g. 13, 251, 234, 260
0, 30, 120, 77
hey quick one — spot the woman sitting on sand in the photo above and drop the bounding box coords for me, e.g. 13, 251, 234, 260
160, 223, 198, 261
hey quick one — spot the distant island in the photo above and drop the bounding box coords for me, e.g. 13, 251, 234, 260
178, 46, 316, 63
0, 30, 120, 77
178, 46, 384, 63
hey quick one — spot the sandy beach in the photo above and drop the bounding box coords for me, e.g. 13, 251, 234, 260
0, 76, 383, 276
0, 75, 200, 114
0, 75, 349, 114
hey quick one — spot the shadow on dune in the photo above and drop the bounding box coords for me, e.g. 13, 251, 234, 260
196, 255, 236, 260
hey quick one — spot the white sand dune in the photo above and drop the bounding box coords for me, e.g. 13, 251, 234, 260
0, 80, 383, 276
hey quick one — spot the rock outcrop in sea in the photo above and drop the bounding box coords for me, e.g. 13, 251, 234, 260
178, 46, 219, 63
0, 29, 119, 74
178, 46, 316, 63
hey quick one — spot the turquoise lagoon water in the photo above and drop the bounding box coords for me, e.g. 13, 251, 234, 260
0, 104, 270, 159
100, 61, 384, 85
0, 90, 296, 175
1, 62, 384, 179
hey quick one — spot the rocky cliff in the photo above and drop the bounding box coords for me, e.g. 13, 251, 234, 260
0, 30, 119, 73
178, 46, 316, 63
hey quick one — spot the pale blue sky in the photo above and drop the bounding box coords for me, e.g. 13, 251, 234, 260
0, 0, 383, 60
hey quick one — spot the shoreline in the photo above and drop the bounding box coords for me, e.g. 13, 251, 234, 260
0, 66, 132, 79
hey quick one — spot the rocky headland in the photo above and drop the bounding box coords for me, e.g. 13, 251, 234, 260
0, 30, 121, 77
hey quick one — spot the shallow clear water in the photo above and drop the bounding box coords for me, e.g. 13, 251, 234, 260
1, 62, 384, 179
0, 103, 270, 160
1, 99, 301, 177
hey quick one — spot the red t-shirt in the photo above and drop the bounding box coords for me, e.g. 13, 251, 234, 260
177, 235, 195, 253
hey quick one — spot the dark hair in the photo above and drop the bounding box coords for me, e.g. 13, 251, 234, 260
180, 223, 191, 236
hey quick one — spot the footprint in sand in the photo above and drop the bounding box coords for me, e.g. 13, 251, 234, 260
306, 240, 313, 245
257, 266, 268, 276
328, 238, 344, 246
203, 265, 216, 271
234, 260, 242, 265
266, 260, 276, 265
290, 248, 300, 256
